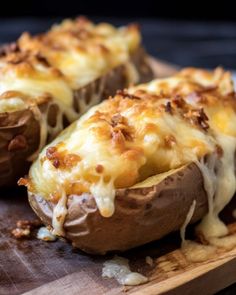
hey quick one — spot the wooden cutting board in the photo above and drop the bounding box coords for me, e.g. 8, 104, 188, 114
1, 189, 236, 295
1, 59, 236, 295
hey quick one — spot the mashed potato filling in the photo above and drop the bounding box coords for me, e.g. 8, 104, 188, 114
28, 68, 236, 240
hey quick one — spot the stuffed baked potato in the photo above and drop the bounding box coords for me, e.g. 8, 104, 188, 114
24, 68, 236, 254
0, 17, 153, 186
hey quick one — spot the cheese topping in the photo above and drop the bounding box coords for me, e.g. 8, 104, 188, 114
0, 17, 142, 162
52, 189, 68, 236
0, 18, 141, 110
17, 18, 140, 89
28, 68, 236, 241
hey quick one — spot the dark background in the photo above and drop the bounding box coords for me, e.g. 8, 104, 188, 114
0, 0, 236, 20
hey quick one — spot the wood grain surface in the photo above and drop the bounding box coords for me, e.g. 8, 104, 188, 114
1, 189, 236, 295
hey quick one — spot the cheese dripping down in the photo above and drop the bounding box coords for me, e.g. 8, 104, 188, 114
196, 134, 236, 239
52, 190, 68, 236
90, 177, 116, 217
180, 199, 196, 246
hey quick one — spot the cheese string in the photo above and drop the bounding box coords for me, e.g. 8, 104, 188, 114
180, 199, 196, 246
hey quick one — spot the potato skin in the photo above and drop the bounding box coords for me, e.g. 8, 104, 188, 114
29, 163, 208, 254
0, 109, 40, 186
0, 47, 153, 186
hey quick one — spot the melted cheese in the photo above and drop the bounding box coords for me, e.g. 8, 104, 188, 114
196, 135, 236, 238
18, 18, 140, 89
37, 227, 57, 242
0, 64, 73, 107
30, 95, 215, 217
52, 190, 68, 236
28, 68, 236, 241
182, 241, 217, 263
180, 200, 196, 245
102, 256, 148, 286
0, 17, 142, 165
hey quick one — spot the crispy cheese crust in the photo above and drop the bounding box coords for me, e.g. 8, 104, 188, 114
27, 68, 236, 218
0, 17, 141, 111
0, 17, 153, 186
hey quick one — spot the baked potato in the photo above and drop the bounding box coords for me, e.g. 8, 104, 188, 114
0, 17, 153, 186
25, 68, 236, 254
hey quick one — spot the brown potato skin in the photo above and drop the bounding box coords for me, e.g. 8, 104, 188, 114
29, 163, 208, 254
0, 110, 40, 186
0, 47, 153, 186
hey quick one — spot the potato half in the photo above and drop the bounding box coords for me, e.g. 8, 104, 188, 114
26, 68, 236, 254
29, 164, 208, 254
0, 18, 153, 186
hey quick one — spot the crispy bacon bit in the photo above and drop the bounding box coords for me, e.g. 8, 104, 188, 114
196, 108, 209, 130
46, 146, 81, 169
35, 53, 50, 67
12, 228, 30, 239
46, 146, 57, 159
164, 135, 177, 148
12, 219, 42, 239
184, 108, 209, 131
96, 164, 104, 173
6, 53, 25, 65
8, 135, 27, 152
18, 177, 29, 187
111, 113, 124, 127
116, 90, 141, 100
46, 146, 60, 168
121, 129, 133, 141
110, 114, 133, 141
17, 176, 34, 191
165, 101, 172, 114
172, 95, 186, 108
53, 159, 60, 168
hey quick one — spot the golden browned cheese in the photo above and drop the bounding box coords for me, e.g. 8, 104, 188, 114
0, 17, 141, 112
0, 17, 145, 185
28, 68, 236, 219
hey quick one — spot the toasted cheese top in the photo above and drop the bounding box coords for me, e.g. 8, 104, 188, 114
18, 17, 140, 89
27, 67, 236, 223
0, 17, 141, 113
